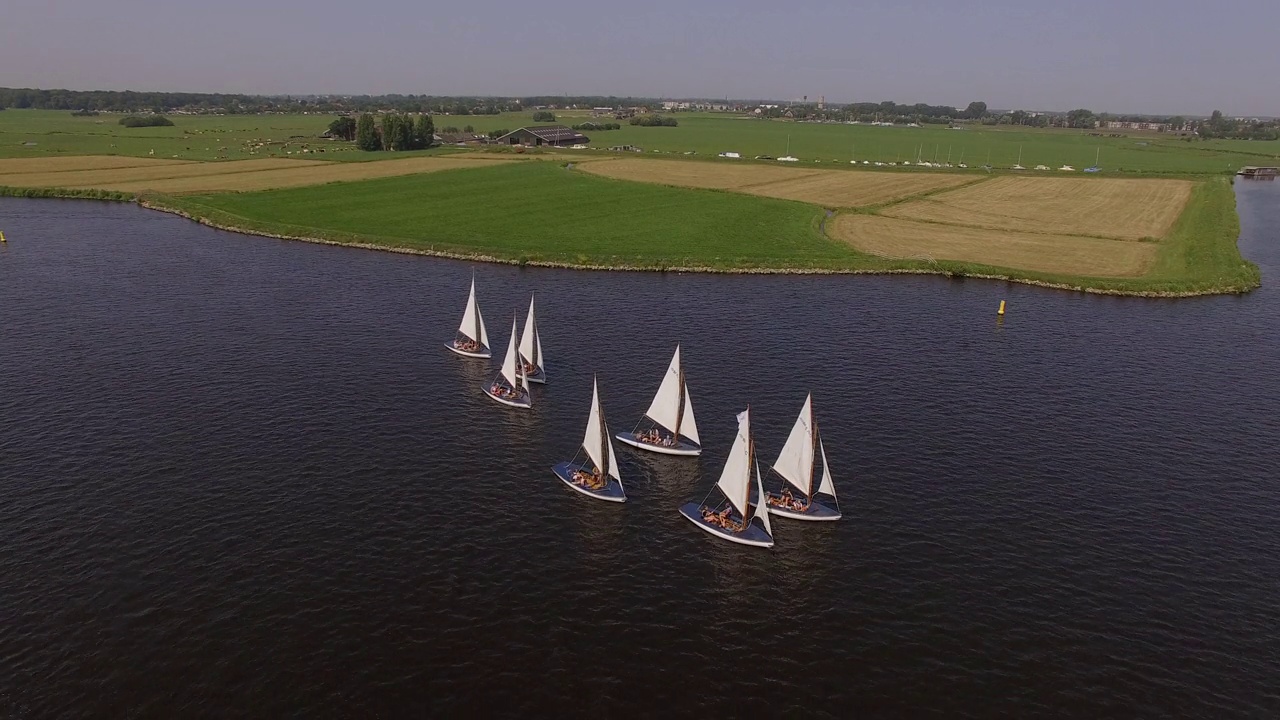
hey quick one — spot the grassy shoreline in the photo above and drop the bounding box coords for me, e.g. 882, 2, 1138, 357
1, 170, 1259, 298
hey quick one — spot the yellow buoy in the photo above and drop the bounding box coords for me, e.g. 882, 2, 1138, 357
0, 230, 6, 242
997, 300, 1006, 315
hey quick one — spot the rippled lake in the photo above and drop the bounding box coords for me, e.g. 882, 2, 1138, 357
1, 182, 1278, 717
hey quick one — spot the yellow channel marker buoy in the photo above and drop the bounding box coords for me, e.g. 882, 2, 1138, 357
0, 230, 6, 242
997, 299, 1006, 316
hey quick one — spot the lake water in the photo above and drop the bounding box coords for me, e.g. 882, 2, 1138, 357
1, 183, 1278, 718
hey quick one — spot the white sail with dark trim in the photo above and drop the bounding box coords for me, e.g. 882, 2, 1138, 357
716, 408, 754, 516
773, 394, 816, 495
457, 277, 490, 348
519, 295, 542, 371
500, 317, 522, 390
816, 437, 836, 499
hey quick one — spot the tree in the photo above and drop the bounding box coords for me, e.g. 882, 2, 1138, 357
356, 113, 379, 151
1010, 110, 1027, 125
532, 110, 556, 122
1066, 108, 1097, 128
414, 114, 435, 149
963, 101, 988, 119
328, 116, 357, 141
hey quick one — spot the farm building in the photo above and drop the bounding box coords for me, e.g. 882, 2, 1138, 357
435, 132, 488, 145
495, 126, 589, 147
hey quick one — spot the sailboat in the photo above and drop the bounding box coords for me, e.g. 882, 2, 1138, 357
445, 276, 491, 359
1012, 144, 1025, 170
482, 316, 531, 409
764, 394, 841, 521
1084, 147, 1102, 173
518, 295, 546, 384
678, 407, 774, 548
552, 376, 625, 502
615, 345, 701, 456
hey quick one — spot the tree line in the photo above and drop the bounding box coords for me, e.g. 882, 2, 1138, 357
571, 122, 621, 131
345, 113, 435, 151
630, 115, 678, 127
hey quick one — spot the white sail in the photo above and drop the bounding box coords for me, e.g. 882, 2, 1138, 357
716, 408, 753, 517
816, 436, 836, 500
583, 378, 607, 475
582, 378, 622, 484
500, 316, 521, 389
679, 385, 699, 445
457, 278, 490, 348
643, 346, 684, 434
773, 394, 815, 496
519, 295, 542, 370
752, 459, 773, 537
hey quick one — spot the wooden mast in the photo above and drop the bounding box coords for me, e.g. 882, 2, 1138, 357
673, 362, 685, 442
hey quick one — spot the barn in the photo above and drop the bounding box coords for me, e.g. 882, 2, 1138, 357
495, 125, 590, 147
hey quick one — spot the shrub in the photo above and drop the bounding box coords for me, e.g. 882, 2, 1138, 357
119, 115, 174, 127
532, 110, 556, 122
71, 109, 100, 117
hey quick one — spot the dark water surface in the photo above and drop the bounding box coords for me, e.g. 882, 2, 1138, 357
2, 184, 1279, 718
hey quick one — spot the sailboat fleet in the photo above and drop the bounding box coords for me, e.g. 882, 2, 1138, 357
449, 277, 843, 549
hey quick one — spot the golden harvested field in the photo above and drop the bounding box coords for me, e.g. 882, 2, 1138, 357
883, 176, 1194, 240
0, 158, 324, 189
830, 214, 1158, 277
0, 156, 516, 194
577, 158, 969, 207
0, 156, 195, 174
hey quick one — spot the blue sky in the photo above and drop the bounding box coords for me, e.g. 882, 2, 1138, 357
1, 0, 1277, 115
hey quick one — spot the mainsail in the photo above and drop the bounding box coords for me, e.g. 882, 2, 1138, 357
582, 377, 622, 483
499, 316, 523, 391
773, 394, 816, 496
644, 346, 698, 442
519, 295, 542, 370
457, 277, 490, 348
716, 408, 754, 516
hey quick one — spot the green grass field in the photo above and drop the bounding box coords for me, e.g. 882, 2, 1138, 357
3, 108, 1278, 173
158, 161, 855, 268
147, 161, 1258, 295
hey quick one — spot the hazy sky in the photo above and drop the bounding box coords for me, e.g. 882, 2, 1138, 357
2, 0, 1277, 115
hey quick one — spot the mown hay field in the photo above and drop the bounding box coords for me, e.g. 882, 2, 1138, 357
0, 156, 195, 174
0, 156, 517, 194
883, 176, 1194, 240
829, 214, 1158, 277
0, 158, 325, 189
578, 158, 970, 207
